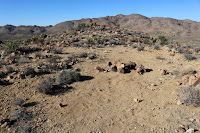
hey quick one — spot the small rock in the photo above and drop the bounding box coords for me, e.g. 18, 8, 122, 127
176, 81, 182, 86
96, 66, 105, 72
1, 122, 8, 128
177, 127, 186, 132
177, 100, 183, 105
151, 84, 157, 86
134, 98, 140, 103
161, 69, 167, 75
186, 128, 195, 133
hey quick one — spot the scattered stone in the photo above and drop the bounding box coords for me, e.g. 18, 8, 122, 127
160, 69, 168, 75
185, 128, 195, 133
176, 81, 182, 86
111, 66, 117, 72
177, 100, 183, 105
134, 98, 140, 103
151, 84, 157, 86
96, 66, 105, 72
136, 65, 145, 75
1, 122, 8, 128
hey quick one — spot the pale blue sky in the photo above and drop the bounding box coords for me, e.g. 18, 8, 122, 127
0, 0, 200, 26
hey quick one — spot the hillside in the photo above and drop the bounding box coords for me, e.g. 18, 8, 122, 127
1, 14, 200, 45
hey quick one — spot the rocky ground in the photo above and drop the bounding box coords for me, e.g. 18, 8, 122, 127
0, 26, 200, 133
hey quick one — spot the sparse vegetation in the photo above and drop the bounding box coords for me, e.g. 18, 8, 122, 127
180, 86, 200, 107
137, 45, 145, 51
184, 54, 196, 61
6, 41, 19, 51
56, 69, 80, 85
37, 78, 54, 94
158, 35, 168, 45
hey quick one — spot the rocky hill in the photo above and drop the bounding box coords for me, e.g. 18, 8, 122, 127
1, 14, 200, 45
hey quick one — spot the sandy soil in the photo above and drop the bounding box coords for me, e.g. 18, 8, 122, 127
1, 45, 200, 133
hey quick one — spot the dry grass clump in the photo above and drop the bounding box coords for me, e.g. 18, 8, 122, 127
137, 45, 145, 51
180, 68, 196, 76
37, 78, 54, 94
56, 69, 80, 85
184, 54, 196, 61
180, 86, 200, 107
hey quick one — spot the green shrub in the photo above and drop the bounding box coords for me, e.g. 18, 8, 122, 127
6, 41, 19, 51
158, 35, 168, 45
70, 31, 76, 36
116, 24, 120, 28
39, 33, 47, 39
87, 37, 95, 44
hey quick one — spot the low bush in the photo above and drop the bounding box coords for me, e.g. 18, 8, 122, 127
56, 69, 80, 85
11, 108, 33, 121
137, 45, 145, 51
37, 78, 54, 94
22, 67, 35, 76
184, 54, 196, 61
154, 45, 160, 50
180, 86, 200, 107
13, 98, 25, 106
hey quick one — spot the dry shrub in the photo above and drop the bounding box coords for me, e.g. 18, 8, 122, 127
37, 78, 54, 94
56, 69, 80, 85
180, 86, 200, 107
137, 45, 145, 51
180, 68, 196, 76
184, 54, 196, 61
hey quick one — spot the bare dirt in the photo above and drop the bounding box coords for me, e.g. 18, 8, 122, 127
1, 45, 200, 132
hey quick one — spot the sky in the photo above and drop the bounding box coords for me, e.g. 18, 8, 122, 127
0, 0, 200, 26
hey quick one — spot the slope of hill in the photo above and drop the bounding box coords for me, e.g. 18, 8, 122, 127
1, 14, 200, 45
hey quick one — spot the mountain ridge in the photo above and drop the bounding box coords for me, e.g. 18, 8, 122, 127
1, 14, 200, 45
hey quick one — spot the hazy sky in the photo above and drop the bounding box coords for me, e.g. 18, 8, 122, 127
1, 0, 200, 26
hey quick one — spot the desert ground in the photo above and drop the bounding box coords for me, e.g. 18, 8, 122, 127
1, 44, 200, 132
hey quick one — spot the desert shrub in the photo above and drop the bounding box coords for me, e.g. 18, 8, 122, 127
132, 44, 137, 48
158, 35, 168, 45
177, 47, 187, 54
90, 22, 97, 27
193, 47, 200, 53
4, 66, 14, 74
78, 52, 88, 58
39, 33, 48, 39
70, 31, 76, 36
143, 38, 150, 44
180, 86, 200, 107
56, 69, 80, 85
168, 44, 174, 49
132, 36, 137, 42
180, 68, 196, 76
116, 24, 120, 28
156, 56, 165, 60
88, 53, 97, 59
37, 78, 54, 94
16, 125, 32, 133
87, 37, 95, 44
11, 108, 33, 121
154, 45, 160, 50
13, 98, 25, 106
51, 48, 62, 54
184, 54, 196, 61
137, 45, 145, 51
6, 41, 19, 52
22, 67, 35, 76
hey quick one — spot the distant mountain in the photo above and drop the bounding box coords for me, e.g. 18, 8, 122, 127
1, 14, 200, 45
